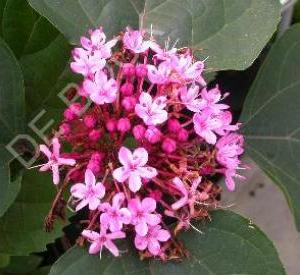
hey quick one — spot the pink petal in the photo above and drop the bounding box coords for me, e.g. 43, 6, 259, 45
112, 167, 129, 182
145, 213, 161, 226
172, 177, 187, 195
132, 147, 148, 167
82, 229, 100, 241
119, 208, 132, 224
89, 241, 102, 254
112, 192, 125, 209
118, 147, 133, 167
157, 229, 171, 242
128, 198, 141, 213
58, 157, 76, 166
128, 173, 142, 192
148, 238, 160, 255
39, 145, 51, 158
94, 182, 105, 198
76, 199, 89, 211
107, 231, 126, 240
171, 197, 188, 210
71, 183, 87, 199
104, 240, 119, 257
141, 197, 156, 212
52, 138, 60, 157
100, 213, 110, 227
39, 163, 50, 172
134, 235, 148, 251
137, 166, 157, 179
88, 197, 100, 210
85, 169, 96, 186
135, 221, 148, 236
52, 164, 60, 185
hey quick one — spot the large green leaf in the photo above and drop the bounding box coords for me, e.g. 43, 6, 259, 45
0, 170, 67, 255
27, 0, 281, 71
49, 211, 285, 275
1, 0, 59, 58
0, 38, 25, 216
240, 23, 300, 231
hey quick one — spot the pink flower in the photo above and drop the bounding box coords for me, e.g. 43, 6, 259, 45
128, 197, 161, 236
39, 138, 76, 185
215, 111, 240, 136
135, 92, 168, 126
80, 28, 118, 58
224, 169, 245, 192
100, 192, 131, 232
71, 169, 105, 211
83, 70, 118, 105
123, 29, 159, 53
180, 85, 204, 112
82, 227, 125, 256
70, 48, 105, 77
172, 55, 206, 85
113, 147, 157, 192
171, 177, 201, 210
216, 133, 244, 170
134, 225, 170, 256
193, 111, 223, 144
147, 62, 171, 84
201, 86, 229, 113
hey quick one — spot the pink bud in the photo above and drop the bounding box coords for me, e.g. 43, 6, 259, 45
88, 129, 102, 141
120, 82, 134, 96
63, 108, 76, 121
122, 96, 136, 111
122, 63, 135, 77
145, 126, 162, 144
59, 123, 71, 135
167, 119, 181, 133
135, 64, 148, 78
133, 124, 146, 140
91, 152, 105, 162
83, 114, 96, 128
117, 118, 131, 132
87, 159, 101, 174
177, 128, 189, 142
69, 103, 82, 116
106, 118, 117, 132
162, 137, 177, 153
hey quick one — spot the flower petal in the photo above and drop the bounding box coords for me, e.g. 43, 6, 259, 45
52, 138, 60, 157
104, 240, 119, 257
57, 157, 76, 166
146, 213, 161, 226
157, 229, 171, 242
128, 173, 142, 192
132, 147, 148, 167
141, 197, 156, 212
118, 147, 133, 166
148, 238, 160, 255
137, 166, 157, 179
134, 235, 148, 251
52, 164, 60, 185
89, 241, 102, 254
85, 169, 96, 186
112, 167, 129, 182
76, 199, 89, 211
82, 229, 100, 241
39, 145, 51, 158
71, 183, 87, 199
135, 221, 148, 236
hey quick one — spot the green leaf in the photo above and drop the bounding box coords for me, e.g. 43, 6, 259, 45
49, 211, 284, 275
1, 255, 41, 274
2, 0, 59, 58
0, 37, 25, 216
0, 254, 9, 269
27, 0, 281, 71
240, 23, 300, 231
0, 170, 67, 255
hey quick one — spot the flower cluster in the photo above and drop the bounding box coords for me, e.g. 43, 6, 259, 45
38, 27, 245, 260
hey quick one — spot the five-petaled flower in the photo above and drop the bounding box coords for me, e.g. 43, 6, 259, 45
100, 192, 131, 232
82, 228, 125, 257
39, 138, 76, 185
135, 92, 168, 126
71, 169, 105, 211
128, 197, 161, 236
112, 147, 157, 192
134, 225, 170, 256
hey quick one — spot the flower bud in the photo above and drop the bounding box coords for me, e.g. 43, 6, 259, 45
135, 64, 148, 78
133, 124, 146, 140
162, 137, 177, 153
122, 63, 135, 77
63, 108, 76, 121
177, 128, 189, 142
87, 159, 101, 174
117, 118, 131, 133
91, 152, 105, 162
83, 114, 96, 128
120, 82, 134, 96
106, 118, 117, 132
167, 119, 181, 133
122, 96, 136, 111
59, 123, 71, 135
145, 126, 162, 144
88, 129, 102, 141
69, 103, 82, 116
